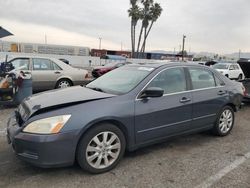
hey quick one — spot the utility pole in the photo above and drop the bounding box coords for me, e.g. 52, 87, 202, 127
45, 34, 47, 44
182, 35, 186, 61
99, 37, 102, 50
239, 49, 241, 59
121, 42, 123, 51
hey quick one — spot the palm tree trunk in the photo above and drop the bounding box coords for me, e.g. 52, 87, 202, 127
131, 21, 134, 58
133, 24, 136, 58
136, 24, 144, 58
140, 21, 154, 53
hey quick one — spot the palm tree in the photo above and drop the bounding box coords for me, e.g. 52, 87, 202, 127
128, 0, 140, 58
136, 0, 153, 58
128, 0, 163, 58
140, 2, 163, 53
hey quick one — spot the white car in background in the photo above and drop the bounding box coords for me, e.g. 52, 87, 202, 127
213, 63, 244, 80
8, 56, 88, 92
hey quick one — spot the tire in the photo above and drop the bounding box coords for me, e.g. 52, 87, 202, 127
212, 106, 235, 136
55, 79, 73, 89
238, 74, 243, 80
76, 124, 126, 174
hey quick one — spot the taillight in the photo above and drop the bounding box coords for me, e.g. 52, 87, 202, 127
242, 85, 247, 96
85, 73, 89, 79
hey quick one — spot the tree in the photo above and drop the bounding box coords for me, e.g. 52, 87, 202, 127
128, 0, 141, 58
140, 2, 162, 54
128, 0, 163, 58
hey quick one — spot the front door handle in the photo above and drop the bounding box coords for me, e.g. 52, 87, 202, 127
218, 90, 226, 95
54, 71, 61, 74
180, 97, 191, 103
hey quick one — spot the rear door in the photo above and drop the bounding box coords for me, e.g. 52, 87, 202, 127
135, 67, 193, 144
31, 58, 59, 91
187, 67, 227, 130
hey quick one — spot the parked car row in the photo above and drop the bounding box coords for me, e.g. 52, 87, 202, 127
7, 62, 244, 173
5, 56, 88, 92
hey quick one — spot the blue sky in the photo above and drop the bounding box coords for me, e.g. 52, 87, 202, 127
0, 0, 250, 53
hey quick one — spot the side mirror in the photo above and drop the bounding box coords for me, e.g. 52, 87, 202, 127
140, 87, 164, 98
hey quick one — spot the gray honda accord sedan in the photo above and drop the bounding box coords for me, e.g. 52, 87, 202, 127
7, 62, 244, 173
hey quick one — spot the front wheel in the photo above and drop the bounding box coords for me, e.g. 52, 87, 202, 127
212, 106, 235, 136
55, 79, 72, 89
76, 124, 126, 174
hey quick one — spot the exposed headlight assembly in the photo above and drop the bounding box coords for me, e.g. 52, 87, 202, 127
23, 115, 71, 134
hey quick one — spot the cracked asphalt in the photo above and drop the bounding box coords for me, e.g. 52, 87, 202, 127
0, 104, 249, 188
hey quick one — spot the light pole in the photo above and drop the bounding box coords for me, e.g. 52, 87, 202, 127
182, 35, 186, 61
99, 37, 102, 50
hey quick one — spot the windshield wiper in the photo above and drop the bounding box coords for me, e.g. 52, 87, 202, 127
87, 87, 105, 93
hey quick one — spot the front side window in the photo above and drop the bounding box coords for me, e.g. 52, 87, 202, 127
147, 68, 187, 94
10, 58, 29, 70
233, 65, 239, 70
33, 58, 52, 70
189, 68, 216, 89
229, 65, 235, 70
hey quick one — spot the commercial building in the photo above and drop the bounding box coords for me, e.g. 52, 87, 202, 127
0, 41, 90, 56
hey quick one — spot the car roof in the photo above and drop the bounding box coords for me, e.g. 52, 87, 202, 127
215, 62, 236, 65
7, 55, 75, 70
127, 61, 205, 69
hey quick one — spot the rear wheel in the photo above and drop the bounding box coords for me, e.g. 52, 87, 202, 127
55, 79, 72, 89
212, 106, 234, 136
76, 124, 126, 174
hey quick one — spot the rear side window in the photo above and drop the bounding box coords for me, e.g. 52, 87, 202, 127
148, 68, 187, 94
33, 58, 52, 70
52, 62, 62, 70
189, 68, 216, 89
214, 75, 225, 86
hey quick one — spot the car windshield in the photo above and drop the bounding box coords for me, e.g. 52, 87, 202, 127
86, 66, 154, 95
213, 63, 229, 69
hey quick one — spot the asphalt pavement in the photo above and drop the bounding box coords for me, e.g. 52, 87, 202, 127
0, 105, 249, 188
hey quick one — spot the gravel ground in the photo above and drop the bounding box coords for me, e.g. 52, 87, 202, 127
0, 104, 249, 188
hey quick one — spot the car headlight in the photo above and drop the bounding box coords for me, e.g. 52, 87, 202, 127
23, 115, 71, 134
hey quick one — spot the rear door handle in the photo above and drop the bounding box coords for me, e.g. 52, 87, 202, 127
218, 90, 226, 95
180, 97, 191, 103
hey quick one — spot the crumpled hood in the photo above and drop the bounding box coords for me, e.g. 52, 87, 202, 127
19, 86, 115, 120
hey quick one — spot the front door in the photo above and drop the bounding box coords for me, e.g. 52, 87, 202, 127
31, 58, 59, 91
135, 67, 193, 144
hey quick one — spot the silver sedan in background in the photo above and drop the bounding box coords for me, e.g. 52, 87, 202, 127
8, 56, 88, 91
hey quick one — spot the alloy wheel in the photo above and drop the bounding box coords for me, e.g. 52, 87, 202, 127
85, 131, 121, 169
58, 80, 70, 88
219, 109, 233, 134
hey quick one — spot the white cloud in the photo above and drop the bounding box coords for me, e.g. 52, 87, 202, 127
1, 0, 250, 53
